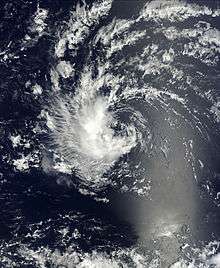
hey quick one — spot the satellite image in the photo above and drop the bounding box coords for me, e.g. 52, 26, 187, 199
0, 0, 220, 267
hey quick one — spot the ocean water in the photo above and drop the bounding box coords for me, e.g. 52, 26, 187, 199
0, 0, 220, 267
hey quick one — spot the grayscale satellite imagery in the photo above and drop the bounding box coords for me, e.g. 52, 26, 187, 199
0, 0, 220, 267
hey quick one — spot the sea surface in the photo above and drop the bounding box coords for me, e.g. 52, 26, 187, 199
0, 0, 220, 267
